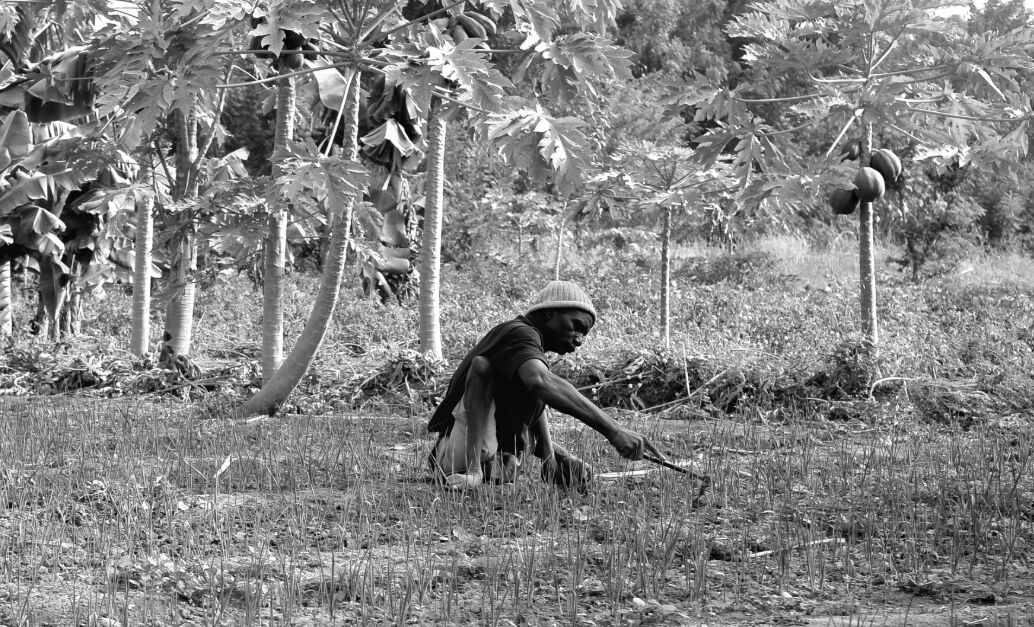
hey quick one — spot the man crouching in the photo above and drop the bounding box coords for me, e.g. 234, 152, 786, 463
427, 280, 664, 492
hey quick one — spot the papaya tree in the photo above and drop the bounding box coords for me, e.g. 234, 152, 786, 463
582, 143, 733, 350
233, 0, 630, 415
129, 158, 155, 356
668, 0, 1034, 346
245, 2, 319, 382
83, 0, 241, 365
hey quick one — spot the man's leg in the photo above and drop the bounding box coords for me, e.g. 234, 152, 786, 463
460, 356, 493, 476
432, 356, 497, 487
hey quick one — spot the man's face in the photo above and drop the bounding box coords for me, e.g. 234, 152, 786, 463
542, 310, 595, 354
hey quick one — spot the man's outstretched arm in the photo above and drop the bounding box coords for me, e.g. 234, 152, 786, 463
517, 359, 664, 461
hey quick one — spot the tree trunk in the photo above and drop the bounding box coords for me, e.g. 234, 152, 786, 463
858, 200, 878, 344
162, 107, 200, 361
418, 102, 448, 360
554, 215, 565, 280
130, 163, 155, 356
162, 234, 196, 359
859, 121, 878, 346
0, 260, 11, 336
262, 71, 297, 383
660, 205, 672, 351
234, 69, 361, 419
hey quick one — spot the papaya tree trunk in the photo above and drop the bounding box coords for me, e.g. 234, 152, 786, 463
162, 233, 196, 358
418, 101, 447, 360
0, 260, 11, 336
859, 200, 878, 344
554, 214, 565, 281
859, 121, 878, 345
262, 71, 297, 383
660, 204, 672, 351
162, 107, 200, 362
234, 69, 361, 419
130, 164, 155, 356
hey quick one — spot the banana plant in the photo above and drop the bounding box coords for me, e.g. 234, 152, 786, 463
314, 68, 424, 305
356, 170, 419, 304
0, 106, 139, 339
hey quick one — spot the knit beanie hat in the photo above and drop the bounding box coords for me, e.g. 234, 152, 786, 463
526, 280, 597, 324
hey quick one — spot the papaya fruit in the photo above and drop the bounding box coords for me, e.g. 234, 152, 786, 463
456, 14, 486, 39
451, 24, 469, 43
248, 35, 274, 61
465, 12, 497, 37
853, 167, 885, 202
870, 149, 902, 185
840, 138, 861, 162
829, 188, 859, 215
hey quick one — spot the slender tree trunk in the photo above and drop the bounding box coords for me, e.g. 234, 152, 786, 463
234, 69, 361, 418
660, 205, 672, 351
418, 102, 447, 360
859, 121, 878, 345
0, 260, 11, 336
554, 214, 565, 281
858, 200, 878, 344
262, 72, 297, 383
162, 108, 200, 361
130, 171, 155, 356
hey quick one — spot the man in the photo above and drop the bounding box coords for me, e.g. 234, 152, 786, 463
427, 280, 664, 491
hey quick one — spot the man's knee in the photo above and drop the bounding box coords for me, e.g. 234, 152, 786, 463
468, 356, 492, 384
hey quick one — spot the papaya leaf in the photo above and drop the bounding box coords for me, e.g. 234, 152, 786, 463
426, 39, 493, 90
560, 0, 622, 34
487, 107, 590, 197
512, 2, 560, 47
467, 68, 513, 112
250, 1, 321, 56
276, 140, 369, 220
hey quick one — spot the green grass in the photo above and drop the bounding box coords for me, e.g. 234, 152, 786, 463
2, 236, 1034, 625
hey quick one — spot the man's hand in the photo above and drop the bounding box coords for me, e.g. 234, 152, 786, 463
607, 427, 664, 461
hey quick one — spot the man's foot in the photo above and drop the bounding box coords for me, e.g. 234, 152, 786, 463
443, 472, 484, 490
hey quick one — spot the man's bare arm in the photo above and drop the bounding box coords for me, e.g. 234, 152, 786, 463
517, 359, 663, 461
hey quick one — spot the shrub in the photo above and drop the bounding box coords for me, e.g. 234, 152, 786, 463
673, 250, 794, 289
891, 191, 983, 281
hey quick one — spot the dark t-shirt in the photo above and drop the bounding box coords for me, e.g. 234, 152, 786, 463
427, 316, 547, 454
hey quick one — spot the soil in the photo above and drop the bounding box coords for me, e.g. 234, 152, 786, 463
2, 401, 1034, 626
